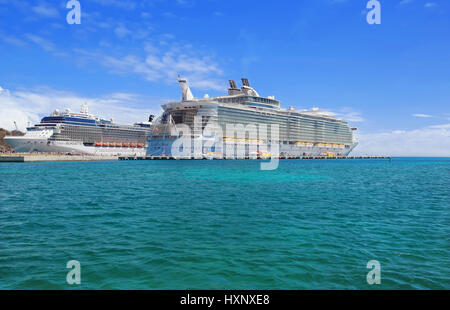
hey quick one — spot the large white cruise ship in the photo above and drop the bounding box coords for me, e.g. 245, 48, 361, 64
5, 104, 153, 156
147, 77, 358, 157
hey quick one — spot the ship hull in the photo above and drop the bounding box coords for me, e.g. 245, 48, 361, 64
5, 137, 146, 156
146, 136, 356, 157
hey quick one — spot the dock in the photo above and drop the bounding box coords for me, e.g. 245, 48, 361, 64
0, 153, 391, 163
0, 153, 118, 163
119, 155, 391, 161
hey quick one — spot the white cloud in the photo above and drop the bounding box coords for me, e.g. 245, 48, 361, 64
429, 124, 450, 129
0, 86, 160, 131
399, 0, 414, 6
412, 113, 433, 118
14, 29, 224, 92
114, 24, 132, 39
91, 0, 137, 10
353, 125, 450, 157
0, 34, 27, 47
425, 2, 437, 8
76, 43, 225, 91
335, 111, 365, 123
1, 1, 225, 93
163, 12, 178, 19
25, 34, 55, 52
321, 108, 365, 123
176, 0, 195, 8
330, 0, 348, 4
32, 3, 60, 18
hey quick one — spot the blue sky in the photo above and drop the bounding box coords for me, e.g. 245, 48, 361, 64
0, 0, 449, 155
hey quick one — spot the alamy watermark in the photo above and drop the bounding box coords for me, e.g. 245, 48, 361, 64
63, 1, 377, 26
66, 260, 81, 285
66, 0, 81, 25
366, 0, 381, 25
63, 1, 378, 26
366, 260, 381, 285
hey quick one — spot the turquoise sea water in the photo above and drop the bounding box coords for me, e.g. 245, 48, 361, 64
0, 158, 449, 290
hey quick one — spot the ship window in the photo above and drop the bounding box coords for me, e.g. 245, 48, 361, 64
173, 115, 183, 124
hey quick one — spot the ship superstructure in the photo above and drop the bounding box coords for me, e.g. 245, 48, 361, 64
5, 104, 153, 156
147, 77, 357, 158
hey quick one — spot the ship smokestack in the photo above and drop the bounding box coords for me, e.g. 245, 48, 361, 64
177, 75, 194, 101
240, 78, 259, 97
228, 80, 242, 96
241, 78, 250, 87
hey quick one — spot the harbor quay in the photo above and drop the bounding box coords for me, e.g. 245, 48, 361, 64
0, 152, 390, 163
119, 155, 391, 161
0, 153, 118, 163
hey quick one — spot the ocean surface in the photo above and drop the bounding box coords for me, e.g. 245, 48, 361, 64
0, 158, 449, 290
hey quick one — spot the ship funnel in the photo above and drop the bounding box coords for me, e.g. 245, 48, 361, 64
177, 75, 194, 101
241, 78, 250, 87
240, 78, 259, 97
228, 80, 242, 96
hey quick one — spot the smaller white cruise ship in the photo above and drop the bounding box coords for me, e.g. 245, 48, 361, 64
5, 104, 153, 156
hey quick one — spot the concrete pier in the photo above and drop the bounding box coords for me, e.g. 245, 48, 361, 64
0, 153, 118, 163
119, 155, 392, 161
0, 153, 391, 163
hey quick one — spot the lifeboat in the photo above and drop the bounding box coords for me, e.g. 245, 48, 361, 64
102, 142, 109, 147
130, 144, 137, 148
137, 144, 144, 148
95, 142, 102, 147
122, 143, 129, 147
